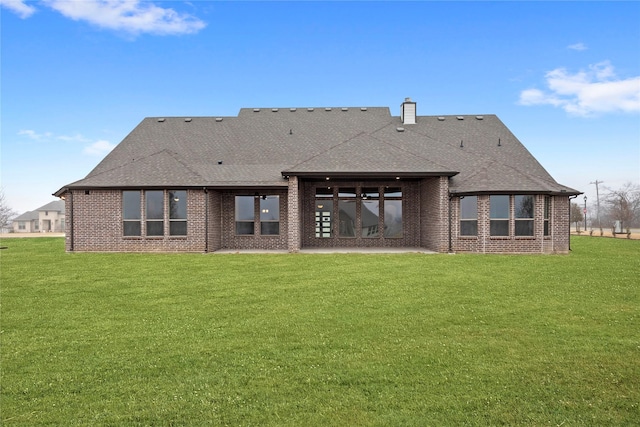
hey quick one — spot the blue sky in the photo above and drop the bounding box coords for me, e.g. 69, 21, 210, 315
1, 1, 639, 214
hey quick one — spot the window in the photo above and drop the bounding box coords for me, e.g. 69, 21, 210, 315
490, 195, 509, 236
338, 188, 356, 237
315, 188, 333, 238
460, 196, 478, 236
383, 187, 402, 238
515, 195, 534, 236
169, 190, 187, 236
361, 188, 380, 237
123, 191, 141, 236
260, 196, 280, 235
18, 222, 25, 230
235, 196, 255, 235
235, 195, 280, 236
145, 190, 164, 236
544, 196, 551, 236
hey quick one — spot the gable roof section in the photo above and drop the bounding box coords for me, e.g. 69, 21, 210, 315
56, 106, 580, 196
283, 129, 456, 177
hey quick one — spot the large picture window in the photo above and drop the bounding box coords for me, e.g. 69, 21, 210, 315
383, 187, 402, 238
235, 195, 280, 236
490, 195, 509, 236
515, 195, 534, 236
146, 190, 164, 236
361, 188, 380, 238
460, 196, 478, 236
123, 190, 141, 236
235, 196, 255, 235
260, 196, 280, 235
169, 190, 187, 236
338, 188, 357, 238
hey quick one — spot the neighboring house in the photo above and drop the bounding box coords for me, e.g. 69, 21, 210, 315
54, 98, 580, 253
12, 200, 65, 233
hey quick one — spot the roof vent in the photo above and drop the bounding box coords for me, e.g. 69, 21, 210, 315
307, 108, 314, 112
253, 108, 260, 112
215, 117, 223, 122
456, 116, 464, 120
396, 127, 405, 132
341, 107, 348, 111
325, 107, 332, 111
272, 108, 279, 112
476, 115, 484, 120
401, 98, 416, 124
360, 107, 368, 111
437, 117, 445, 121
217, 160, 223, 165
184, 118, 192, 122
157, 118, 165, 122
290, 108, 297, 112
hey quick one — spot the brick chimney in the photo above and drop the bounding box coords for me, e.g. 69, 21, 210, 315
401, 97, 416, 125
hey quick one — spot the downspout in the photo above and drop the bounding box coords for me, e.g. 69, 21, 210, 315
568, 194, 578, 251
204, 188, 209, 253
448, 194, 454, 253
69, 190, 74, 252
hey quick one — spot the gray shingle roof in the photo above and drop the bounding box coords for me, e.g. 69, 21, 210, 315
57, 106, 579, 195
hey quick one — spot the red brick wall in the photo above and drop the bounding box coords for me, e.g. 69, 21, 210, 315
451, 194, 571, 254
67, 189, 207, 252
63, 185, 573, 254
220, 190, 289, 250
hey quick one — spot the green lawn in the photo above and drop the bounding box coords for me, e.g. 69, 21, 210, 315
1, 237, 638, 426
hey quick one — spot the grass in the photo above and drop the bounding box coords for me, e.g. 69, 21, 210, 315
1, 237, 638, 426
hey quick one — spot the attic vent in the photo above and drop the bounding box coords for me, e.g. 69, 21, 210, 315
476, 115, 484, 120
290, 108, 297, 112
396, 127, 405, 132
253, 108, 260, 112
360, 107, 368, 111
341, 107, 348, 111
437, 117, 445, 121
325, 107, 332, 111
215, 117, 223, 122
272, 108, 279, 112
307, 108, 314, 112
157, 118, 165, 122
184, 118, 192, 122
457, 116, 464, 120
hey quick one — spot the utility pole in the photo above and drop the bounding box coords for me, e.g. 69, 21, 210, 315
589, 180, 603, 228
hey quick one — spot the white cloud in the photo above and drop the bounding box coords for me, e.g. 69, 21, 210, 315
518, 61, 640, 116
83, 140, 116, 156
42, 0, 206, 35
0, 0, 37, 18
18, 129, 53, 140
568, 42, 587, 51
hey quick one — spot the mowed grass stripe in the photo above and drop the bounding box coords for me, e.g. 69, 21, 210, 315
1, 237, 638, 425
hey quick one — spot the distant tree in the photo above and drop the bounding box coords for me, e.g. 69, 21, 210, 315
570, 202, 584, 232
0, 189, 18, 230
604, 182, 640, 232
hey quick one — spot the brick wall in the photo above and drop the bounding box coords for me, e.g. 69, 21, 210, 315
451, 194, 571, 254
63, 185, 573, 254
67, 189, 207, 252
220, 189, 289, 250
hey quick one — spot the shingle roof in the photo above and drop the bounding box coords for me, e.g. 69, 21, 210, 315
57, 106, 579, 196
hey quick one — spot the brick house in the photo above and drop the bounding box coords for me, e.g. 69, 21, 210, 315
54, 99, 580, 253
